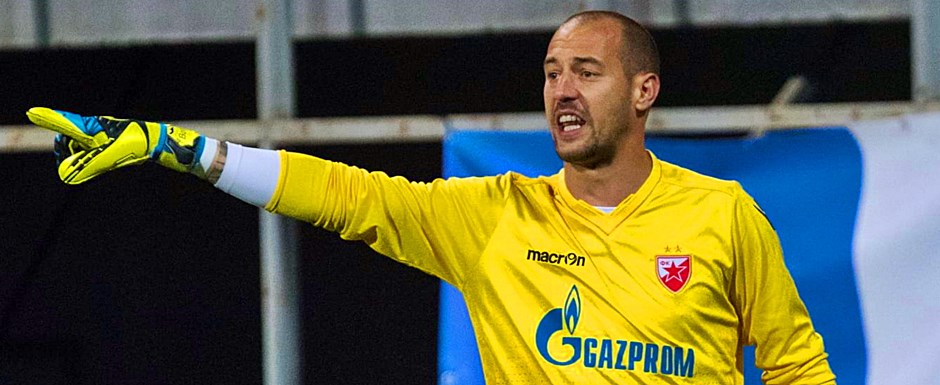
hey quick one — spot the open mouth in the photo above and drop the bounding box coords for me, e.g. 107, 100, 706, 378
558, 114, 585, 132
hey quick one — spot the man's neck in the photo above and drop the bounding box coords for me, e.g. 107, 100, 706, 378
563, 147, 652, 207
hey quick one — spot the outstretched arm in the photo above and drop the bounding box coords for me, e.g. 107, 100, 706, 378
27, 107, 506, 286
27, 107, 280, 207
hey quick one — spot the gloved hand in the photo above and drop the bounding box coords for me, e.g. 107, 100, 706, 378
26, 107, 205, 184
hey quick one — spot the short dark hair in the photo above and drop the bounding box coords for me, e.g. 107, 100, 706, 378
562, 11, 661, 77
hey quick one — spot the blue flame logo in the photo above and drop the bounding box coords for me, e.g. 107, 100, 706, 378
564, 285, 581, 334
535, 285, 583, 366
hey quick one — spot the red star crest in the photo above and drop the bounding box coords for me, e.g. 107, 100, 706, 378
656, 255, 691, 293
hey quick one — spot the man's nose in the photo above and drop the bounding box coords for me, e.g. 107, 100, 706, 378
553, 74, 579, 101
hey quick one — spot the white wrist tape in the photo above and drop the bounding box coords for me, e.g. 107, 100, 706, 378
214, 143, 280, 207
197, 137, 219, 175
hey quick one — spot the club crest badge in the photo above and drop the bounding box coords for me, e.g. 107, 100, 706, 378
656, 255, 691, 293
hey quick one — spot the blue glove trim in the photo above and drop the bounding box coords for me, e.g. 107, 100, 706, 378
151, 122, 169, 159
192, 135, 206, 164
57, 109, 104, 135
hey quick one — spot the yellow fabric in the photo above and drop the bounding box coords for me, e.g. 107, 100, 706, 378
268, 150, 835, 384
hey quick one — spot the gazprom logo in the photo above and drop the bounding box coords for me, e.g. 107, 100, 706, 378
535, 285, 582, 366
534, 285, 696, 378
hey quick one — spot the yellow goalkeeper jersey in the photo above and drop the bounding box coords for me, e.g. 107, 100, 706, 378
266, 150, 835, 385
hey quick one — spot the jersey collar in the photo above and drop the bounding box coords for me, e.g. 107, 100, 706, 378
553, 150, 662, 234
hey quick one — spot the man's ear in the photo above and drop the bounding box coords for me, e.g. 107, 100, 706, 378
633, 72, 660, 113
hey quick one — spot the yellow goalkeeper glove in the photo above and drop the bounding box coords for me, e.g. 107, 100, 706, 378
26, 107, 205, 184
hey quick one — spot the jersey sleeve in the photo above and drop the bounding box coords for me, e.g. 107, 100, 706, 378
263, 150, 509, 288
730, 188, 836, 384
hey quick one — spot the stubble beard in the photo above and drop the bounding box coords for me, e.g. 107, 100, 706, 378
555, 131, 618, 169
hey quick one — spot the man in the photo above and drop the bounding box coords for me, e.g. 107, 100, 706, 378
28, 10, 834, 384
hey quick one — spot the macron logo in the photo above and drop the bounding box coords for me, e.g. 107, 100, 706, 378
527, 249, 586, 267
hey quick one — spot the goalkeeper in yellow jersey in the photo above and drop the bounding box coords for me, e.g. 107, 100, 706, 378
28, 10, 835, 385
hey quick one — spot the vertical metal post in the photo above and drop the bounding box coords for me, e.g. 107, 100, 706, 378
32, 0, 50, 47
256, 1, 301, 385
349, 0, 366, 37
674, 0, 691, 26
259, 208, 301, 385
912, 0, 940, 102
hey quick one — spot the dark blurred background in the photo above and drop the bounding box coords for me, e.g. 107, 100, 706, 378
0, 21, 909, 124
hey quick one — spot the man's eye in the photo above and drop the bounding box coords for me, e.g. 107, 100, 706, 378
546, 72, 559, 79
581, 71, 595, 78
